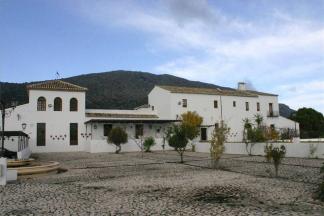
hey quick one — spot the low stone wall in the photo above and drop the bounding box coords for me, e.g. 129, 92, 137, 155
196, 142, 324, 159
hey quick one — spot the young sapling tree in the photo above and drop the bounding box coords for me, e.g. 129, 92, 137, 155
107, 127, 128, 154
210, 121, 230, 168
181, 111, 203, 152
168, 125, 188, 163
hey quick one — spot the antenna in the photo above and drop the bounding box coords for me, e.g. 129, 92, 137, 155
55, 71, 60, 80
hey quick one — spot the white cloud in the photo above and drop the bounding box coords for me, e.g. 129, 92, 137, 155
73, 0, 324, 111
278, 81, 324, 112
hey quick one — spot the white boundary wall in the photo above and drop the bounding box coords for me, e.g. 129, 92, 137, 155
89, 138, 173, 153
196, 142, 324, 159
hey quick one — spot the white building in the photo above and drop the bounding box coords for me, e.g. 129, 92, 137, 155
3, 80, 299, 155
148, 84, 299, 142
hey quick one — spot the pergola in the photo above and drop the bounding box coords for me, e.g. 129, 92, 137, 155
0, 131, 29, 152
84, 118, 180, 140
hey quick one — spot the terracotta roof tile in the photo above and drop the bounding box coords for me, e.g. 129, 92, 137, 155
245, 90, 278, 96
157, 85, 258, 97
86, 112, 159, 119
27, 80, 87, 92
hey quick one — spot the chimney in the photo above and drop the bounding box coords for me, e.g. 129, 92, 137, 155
238, 82, 246, 91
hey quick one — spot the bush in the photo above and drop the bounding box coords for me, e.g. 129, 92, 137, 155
168, 125, 188, 163
264, 145, 286, 177
264, 143, 273, 163
248, 128, 266, 142
107, 127, 128, 154
143, 137, 155, 152
210, 122, 230, 168
316, 163, 324, 201
181, 111, 203, 152
317, 182, 324, 201
309, 144, 318, 158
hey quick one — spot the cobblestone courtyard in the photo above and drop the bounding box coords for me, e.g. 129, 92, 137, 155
1, 151, 324, 215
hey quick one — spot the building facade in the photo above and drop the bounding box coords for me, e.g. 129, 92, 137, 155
3, 80, 299, 154
148, 84, 299, 142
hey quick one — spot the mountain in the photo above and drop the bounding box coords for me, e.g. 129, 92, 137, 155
279, 103, 296, 118
0, 70, 232, 109
1, 70, 296, 115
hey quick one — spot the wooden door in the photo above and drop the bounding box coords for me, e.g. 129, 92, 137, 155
37, 123, 46, 146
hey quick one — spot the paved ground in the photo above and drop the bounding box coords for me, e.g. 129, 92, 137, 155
1, 151, 324, 215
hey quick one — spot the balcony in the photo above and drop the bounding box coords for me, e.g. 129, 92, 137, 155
267, 111, 279, 117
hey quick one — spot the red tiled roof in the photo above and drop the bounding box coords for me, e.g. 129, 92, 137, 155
157, 85, 258, 97
27, 80, 87, 92
86, 112, 159, 119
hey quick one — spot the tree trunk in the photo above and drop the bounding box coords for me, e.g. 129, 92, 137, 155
274, 163, 279, 177
180, 152, 184, 163
115, 144, 121, 154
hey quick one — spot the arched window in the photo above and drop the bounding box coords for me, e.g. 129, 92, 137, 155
70, 98, 78, 111
37, 97, 46, 111
54, 97, 62, 111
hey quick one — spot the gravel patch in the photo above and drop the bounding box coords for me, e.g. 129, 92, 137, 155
1, 151, 323, 215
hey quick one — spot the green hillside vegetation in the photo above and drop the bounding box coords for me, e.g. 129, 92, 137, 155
290, 108, 324, 138
0, 70, 231, 109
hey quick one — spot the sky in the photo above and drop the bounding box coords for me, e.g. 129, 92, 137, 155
1, 0, 324, 112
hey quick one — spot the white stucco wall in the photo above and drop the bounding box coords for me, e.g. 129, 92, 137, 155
148, 87, 299, 143
30, 89, 87, 152
148, 87, 171, 119
4, 89, 87, 153
87, 122, 173, 153
195, 142, 324, 159
3, 83, 299, 155
89, 138, 173, 153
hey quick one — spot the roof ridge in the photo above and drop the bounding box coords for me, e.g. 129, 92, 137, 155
156, 85, 258, 97
27, 79, 87, 91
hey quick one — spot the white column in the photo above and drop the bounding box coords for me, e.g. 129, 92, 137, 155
0, 157, 7, 186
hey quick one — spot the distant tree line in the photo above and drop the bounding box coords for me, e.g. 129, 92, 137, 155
290, 108, 324, 139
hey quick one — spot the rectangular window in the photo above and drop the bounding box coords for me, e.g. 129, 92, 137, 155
269, 103, 273, 113
214, 100, 218, 108
103, 124, 113, 136
200, 128, 207, 141
135, 124, 143, 139
245, 102, 249, 111
233, 101, 236, 107
37, 123, 46, 146
257, 102, 260, 111
182, 99, 187, 108
70, 123, 78, 145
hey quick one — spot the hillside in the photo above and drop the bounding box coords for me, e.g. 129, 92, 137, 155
0, 70, 231, 109
1, 70, 294, 116
279, 103, 296, 118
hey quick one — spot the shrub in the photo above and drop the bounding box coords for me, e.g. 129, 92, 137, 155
264, 144, 286, 177
317, 182, 324, 201
269, 145, 286, 177
264, 143, 273, 163
316, 163, 324, 201
168, 125, 188, 163
181, 111, 203, 151
243, 115, 279, 156
210, 122, 230, 168
309, 144, 318, 158
191, 144, 196, 152
143, 137, 156, 152
107, 127, 128, 154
